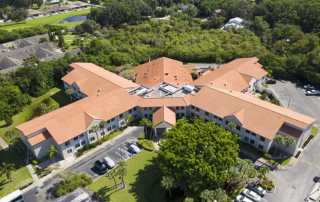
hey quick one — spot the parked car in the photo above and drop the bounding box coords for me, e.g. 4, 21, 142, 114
266, 79, 276, 84
103, 157, 115, 169
247, 183, 266, 197
304, 84, 314, 89
128, 144, 141, 154
94, 160, 108, 174
236, 195, 254, 202
306, 90, 320, 96
242, 188, 261, 202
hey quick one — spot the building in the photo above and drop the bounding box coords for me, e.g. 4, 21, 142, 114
27, 9, 44, 18
224, 17, 248, 30
16, 57, 316, 160
0, 34, 81, 73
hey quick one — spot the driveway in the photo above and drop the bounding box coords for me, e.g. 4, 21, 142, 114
23, 127, 143, 202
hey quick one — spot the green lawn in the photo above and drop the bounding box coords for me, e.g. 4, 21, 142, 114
311, 126, 318, 136
88, 150, 167, 202
1, 9, 90, 31
0, 84, 71, 196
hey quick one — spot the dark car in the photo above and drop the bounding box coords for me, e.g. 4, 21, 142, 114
266, 79, 276, 84
94, 160, 108, 174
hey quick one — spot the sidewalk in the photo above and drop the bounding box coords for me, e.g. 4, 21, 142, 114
26, 164, 40, 183
0, 136, 9, 151
22, 126, 142, 193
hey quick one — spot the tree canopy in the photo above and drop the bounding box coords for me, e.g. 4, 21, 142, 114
157, 117, 239, 194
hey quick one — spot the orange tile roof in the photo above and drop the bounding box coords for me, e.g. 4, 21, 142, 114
28, 130, 52, 146
191, 86, 316, 140
153, 105, 176, 126
62, 63, 138, 97
134, 57, 193, 88
138, 95, 190, 107
191, 57, 267, 91
278, 124, 303, 139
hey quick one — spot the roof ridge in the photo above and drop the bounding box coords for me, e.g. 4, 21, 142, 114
206, 86, 313, 125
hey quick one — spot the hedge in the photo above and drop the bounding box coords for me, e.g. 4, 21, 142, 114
56, 173, 93, 196
138, 133, 146, 139
295, 151, 301, 158
302, 135, 314, 149
263, 153, 271, 159
138, 139, 154, 151
14, 178, 34, 190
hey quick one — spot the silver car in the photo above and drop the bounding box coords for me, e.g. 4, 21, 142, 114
236, 195, 254, 202
242, 188, 261, 202
247, 183, 266, 197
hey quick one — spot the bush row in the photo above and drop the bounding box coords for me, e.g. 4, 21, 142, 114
29, 155, 52, 165
56, 173, 93, 196
42, 167, 53, 177
295, 151, 301, 158
0, 21, 26, 28
302, 135, 314, 149
138, 138, 154, 151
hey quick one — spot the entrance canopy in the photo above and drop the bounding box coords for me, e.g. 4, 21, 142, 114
153, 105, 176, 127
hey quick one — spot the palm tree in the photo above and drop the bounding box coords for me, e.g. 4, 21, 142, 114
161, 176, 174, 199
4, 130, 14, 138
226, 167, 240, 191
212, 188, 227, 202
238, 174, 249, 189
200, 189, 213, 202
99, 120, 107, 133
139, 118, 151, 137
10, 136, 21, 155
0, 162, 16, 182
258, 166, 270, 180
226, 122, 237, 134
147, 122, 155, 140
91, 125, 100, 143
47, 145, 59, 164
117, 160, 127, 186
242, 159, 254, 177
284, 136, 296, 152
39, 103, 47, 114
66, 89, 74, 101
235, 159, 247, 173
273, 135, 285, 156
106, 169, 118, 188
125, 114, 133, 126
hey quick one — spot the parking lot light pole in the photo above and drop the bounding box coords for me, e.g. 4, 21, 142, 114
287, 100, 291, 109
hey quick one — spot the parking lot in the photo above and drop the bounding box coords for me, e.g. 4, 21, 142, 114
23, 127, 144, 202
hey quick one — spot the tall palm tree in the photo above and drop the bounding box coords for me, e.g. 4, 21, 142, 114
258, 166, 270, 180
99, 120, 107, 135
242, 159, 254, 177
106, 169, 118, 188
117, 160, 127, 186
47, 145, 59, 164
125, 114, 133, 126
161, 176, 174, 198
226, 122, 237, 134
273, 135, 285, 156
284, 136, 296, 152
139, 118, 151, 137
235, 159, 247, 173
66, 89, 74, 101
4, 130, 14, 138
212, 188, 227, 202
238, 174, 249, 189
91, 125, 100, 143
226, 167, 240, 191
39, 103, 47, 114
0, 162, 16, 182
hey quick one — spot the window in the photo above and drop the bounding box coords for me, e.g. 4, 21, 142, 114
134, 114, 137, 118
144, 107, 148, 111
246, 129, 251, 134
251, 132, 256, 137
65, 141, 70, 146
149, 114, 152, 118
90, 137, 95, 141
236, 126, 240, 131
144, 114, 148, 118
120, 121, 125, 125
75, 143, 80, 148
108, 127, 111, 131
258, 145, 264, 150
129, 109, 132, 113
260, 137, 265, 142
214, 115, 217, 119
205, 119, 209, 123
205, 112, 209, 116
111, 118, 115, 122
149, 107, 152, 110
81, 140, 85, 145
181, 113, 184, 117
191, 113, 194, 117
119, 114, 123, 118
218, 117, 222, 121
112, 124, 116, 129
244, 137, 249, 142
107, 120, 110, 124
67, 149, 72, 154
196, 107, 199, 112
181, 106, 184, 110
191, 106, 195, 110
176, 107, 180, 110
250, 139, 255, 145
79, 134, 84, 138
176, 113, 180, 117
73, 136, 78, 141
225, 121, 229, 125
101, 131, 105, 136
249, 85, 251, 89
89, 130, 93, 134
133, 107, 137, 111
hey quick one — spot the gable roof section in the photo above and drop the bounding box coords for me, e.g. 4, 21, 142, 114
278, 124, 303, 139
153, 105, 176, 126
28, 130, 52, 146
134, 57, 193, 87
191, 86, 316, 140
191, 57, 267, 91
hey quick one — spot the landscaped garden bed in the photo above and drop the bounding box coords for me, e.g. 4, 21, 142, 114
257, 177, 275, 192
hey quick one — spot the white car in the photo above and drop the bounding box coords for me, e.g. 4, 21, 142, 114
236, 195, 254, 202
103, 157, 115, 169
306, 90, 320, 95
128, 144, 141, 154
247, 183, 266, 196
242, 188, 261, 202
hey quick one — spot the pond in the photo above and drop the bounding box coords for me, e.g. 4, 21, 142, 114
58, 15, 87, 24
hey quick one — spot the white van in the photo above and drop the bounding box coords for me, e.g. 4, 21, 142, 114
103, 157, 115, 169
129, 144, 141, 154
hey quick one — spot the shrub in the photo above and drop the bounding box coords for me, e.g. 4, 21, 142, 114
258, 182, 262, 186
139, 133, 146, 139
114, 129, 118, 132
0, 190, 15, 199
39, 156, 52, 163
262, 90, 267, 94
295, 151, 301, 158
120, 127, 124, 130
302, 135, 314, 148
138, 139, 154, 151
263, 153, 271, 159
264, 176, 268, 180
269, 180, 273, 183
56, 173, 93, 196
263, 185, 267, 189
271, 182, 275, 187
268, 185, 273, 190
42, 167, 53, 177
14, 178, 34, 190
30, 156, 38, 165
110, 131, 114, 135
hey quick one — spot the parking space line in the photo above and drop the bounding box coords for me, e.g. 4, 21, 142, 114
124, 146, 128, 150
301, 159, 312, 165
115, 151, 127, 160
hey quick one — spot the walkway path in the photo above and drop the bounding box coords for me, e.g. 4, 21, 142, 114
26, 164, 40, 183
0, 136, 9, 151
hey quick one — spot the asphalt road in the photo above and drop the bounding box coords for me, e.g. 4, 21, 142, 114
23, 127, 144, 202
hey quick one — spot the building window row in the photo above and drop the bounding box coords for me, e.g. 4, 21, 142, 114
144, 114, 152, 118
176, 106, 185, 110
144, 107, 153, 111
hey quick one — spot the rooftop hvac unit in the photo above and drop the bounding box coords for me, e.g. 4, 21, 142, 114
98, 88, 101, 92
138, 89, 148, 95
184, 84, 194, 92
97, 93, 100, 96
224, 83, 227, 86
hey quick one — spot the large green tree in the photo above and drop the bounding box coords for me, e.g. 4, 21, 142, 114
158, 117, 239, 194
0, 162, 16, 182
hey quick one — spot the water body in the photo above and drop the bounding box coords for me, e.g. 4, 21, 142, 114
58, 15, 87, 24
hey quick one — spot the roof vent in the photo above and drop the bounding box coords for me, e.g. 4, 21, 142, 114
97, 93, 100, 96
144, 75, 148, 78
165, 72, 169, 75
224, 83, 227, 86
144, 72, 148, 75
98, 88, 101, 92
230, 90, 232, 93
211, 82, 213, 84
